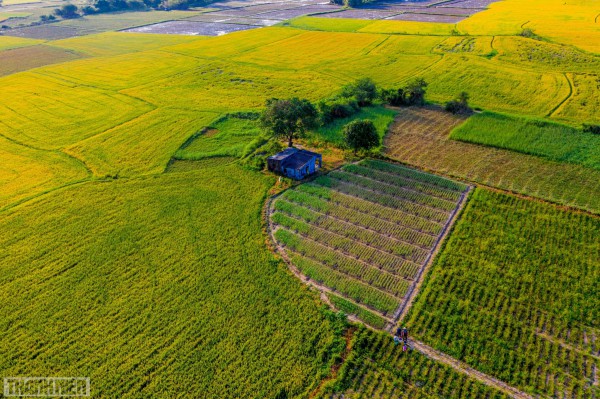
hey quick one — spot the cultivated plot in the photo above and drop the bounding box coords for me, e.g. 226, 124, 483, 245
384, 106, 600, 213
407, 188, 600, 398
269, 159, 469, 328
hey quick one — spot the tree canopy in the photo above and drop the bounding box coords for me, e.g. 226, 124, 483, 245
343, 120, 379, 153
260, 98, 318, 147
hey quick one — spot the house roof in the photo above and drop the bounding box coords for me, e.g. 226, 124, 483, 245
268, 148, 322, 170
268, 147, 298, 161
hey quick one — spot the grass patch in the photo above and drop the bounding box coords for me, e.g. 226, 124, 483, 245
174, 113, 262, 161
451, 111, 600, 170
309, 106, 397, 148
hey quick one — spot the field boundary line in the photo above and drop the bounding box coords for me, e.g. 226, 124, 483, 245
387, 184, 471, 331
547, 72, 573, 118
412, 339, 536, 399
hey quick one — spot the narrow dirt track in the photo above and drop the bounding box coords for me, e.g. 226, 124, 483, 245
411, 339, 536, 399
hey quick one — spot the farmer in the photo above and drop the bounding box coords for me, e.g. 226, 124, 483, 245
402, 327, 409, 344
393, 327, 402, 346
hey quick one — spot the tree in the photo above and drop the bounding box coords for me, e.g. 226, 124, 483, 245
341, 78, 378, 107
260, 98, 318, 147
54, 4, 80, 18
343, 120, 379, 154
445, 91, 472, 114
403, 77, 428, 106
380, 78, 428, 107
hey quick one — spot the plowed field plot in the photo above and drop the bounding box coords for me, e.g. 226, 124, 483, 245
269, 159, 469, 329
387, 13, 466, 23
124, 20, 257, 36
438, 0, 498, 8
0, 44, 83, 77
3, 25, 87, 40
254, 5, 341, 20
384, 106, 600, 214
320, 9, 400, 20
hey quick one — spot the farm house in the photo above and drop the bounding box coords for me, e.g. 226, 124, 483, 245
267, 148, 322, 180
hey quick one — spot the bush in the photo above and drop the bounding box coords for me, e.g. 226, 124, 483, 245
582, 124, 600, 135
318, 98, 359, 124
81, 5, 98, 14
54, 4, 80, 18
343, 120, 379, 153
445, 92, 472, 115
341, 78, 378, 107
380, 78, 428, 107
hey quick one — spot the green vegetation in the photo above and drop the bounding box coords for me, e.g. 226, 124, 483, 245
260, 97, 318, 147
327, 294, 387, 329
451, 111, 600, 170
174, 113, 260, 161
316, 326, 510, 399
0, 165, 346, 398
271, 160, 467, 324
310, 106, 396, 146
343, 119, 379, 153
407, 188, 600, 397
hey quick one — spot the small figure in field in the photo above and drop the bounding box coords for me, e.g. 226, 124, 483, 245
401, 326, 409, 352
393, 326, 401, 346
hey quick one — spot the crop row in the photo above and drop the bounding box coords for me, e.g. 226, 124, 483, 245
274, 200, 430, 264
312, 176, 450, 224
327, 293, 388, 330
361, 159, 468, 192
317, 327, 511, 399
293, 183, 443, 236
275, 234, 402, 315
327, 170, 457, 213
406, 189, 600, 398
273, 215, 418, 284
273, 212, 419, 280
344, 163, 463, 202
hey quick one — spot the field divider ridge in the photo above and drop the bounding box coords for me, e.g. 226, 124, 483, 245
387, 184, 472, 331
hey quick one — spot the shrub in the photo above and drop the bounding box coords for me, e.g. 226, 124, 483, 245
341, 78, 378, 107
445, 92, 472, 115
380, 78, 428, 107
54, 4, 80, 18
318, 98, 359, 124
343, 120, 379, 153
582, 124, 600, 135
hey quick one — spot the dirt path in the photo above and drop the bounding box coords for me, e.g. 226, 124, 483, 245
387, 184, 471, 330
411, 339, 536, 399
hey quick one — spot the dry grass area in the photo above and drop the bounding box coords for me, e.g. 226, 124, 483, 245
0, 45, 83, 76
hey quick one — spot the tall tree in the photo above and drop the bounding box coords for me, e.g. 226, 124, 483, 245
343, 119, 379, 154
260, 98, 317, 147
